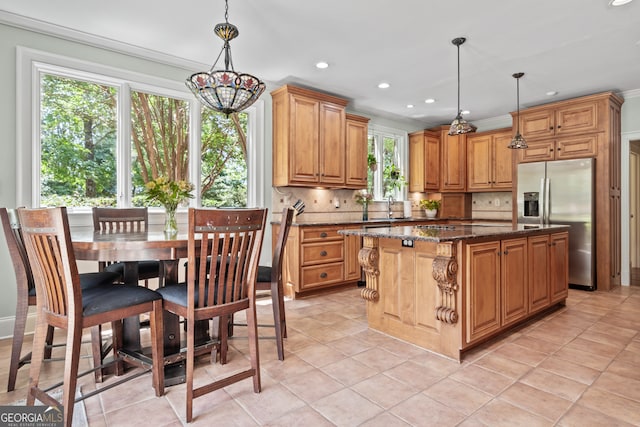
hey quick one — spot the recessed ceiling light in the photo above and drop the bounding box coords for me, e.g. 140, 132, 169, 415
424, 98, 436, 104
609, 0, 633, 6
407, 104, 414, 108
461, 110, 470, 115
315, 61, 329, 69
546, 91, 558, 96
378, 82, 390, 89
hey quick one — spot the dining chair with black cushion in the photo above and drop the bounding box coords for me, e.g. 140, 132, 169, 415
156, 207, 267, 423
0, 207, 121, 391
229, 206, 294, 360
92, 207, 162, 286
18, 207, 164, 427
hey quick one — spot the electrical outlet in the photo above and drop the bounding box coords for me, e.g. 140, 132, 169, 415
494, 198, 501, 207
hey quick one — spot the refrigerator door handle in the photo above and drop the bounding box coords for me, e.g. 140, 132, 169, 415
545, 178, 551, 225
539, 177, 546, 226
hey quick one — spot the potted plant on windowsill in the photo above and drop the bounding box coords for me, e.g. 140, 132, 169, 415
419, 199, 441, 218
368, 154, 378, 171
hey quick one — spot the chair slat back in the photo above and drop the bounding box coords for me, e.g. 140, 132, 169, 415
270, 207, 295, 283
92, 207, 149, 232
18, 207, 80, 319
188, 208, 267, 311
0, 208, 35, 295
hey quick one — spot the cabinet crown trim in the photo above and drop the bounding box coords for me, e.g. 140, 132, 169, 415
271, 84, 349, 106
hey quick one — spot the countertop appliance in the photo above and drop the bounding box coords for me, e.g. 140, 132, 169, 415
517, 158, 595, 290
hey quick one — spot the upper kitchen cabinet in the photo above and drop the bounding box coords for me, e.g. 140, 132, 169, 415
466, 128, 513, 191
408, 130, 440, 192
513, 92, 621, 164
345, 114, 370, 189
272, 85, 349, 187
431, 125, 467, 192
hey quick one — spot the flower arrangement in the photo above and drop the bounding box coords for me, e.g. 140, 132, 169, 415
144, 177, 194, 211
354, 189, 373, 205
419, 199, 441, 210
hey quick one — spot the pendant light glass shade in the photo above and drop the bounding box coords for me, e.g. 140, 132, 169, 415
185, 0, 265, 115
508, 72, 528, 149
448, 37, 476, 136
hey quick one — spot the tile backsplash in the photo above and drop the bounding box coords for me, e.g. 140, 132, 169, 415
471, 192, 513, 220
272, 188, 514, 222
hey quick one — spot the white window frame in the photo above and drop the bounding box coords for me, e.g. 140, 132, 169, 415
16, 46, 264, 221
368, 123, 408, 201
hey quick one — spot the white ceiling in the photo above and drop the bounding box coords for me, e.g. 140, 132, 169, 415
2, 0, 640, 127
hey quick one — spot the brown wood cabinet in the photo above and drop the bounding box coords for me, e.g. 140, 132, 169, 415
527, 232, 569, 313
438, 127, 467, 192
466, 128, 513, 191
465, 237, 528, 343
279, 224, 357, 299
272, 85, 349, 187
512, 91, 623, 290
408, 130, 440, 192
345, 114, 370, 189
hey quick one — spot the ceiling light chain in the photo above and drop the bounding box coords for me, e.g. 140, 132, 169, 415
448, 37, 476, 136
508, 72, 528, 149
185, 0, 265, 116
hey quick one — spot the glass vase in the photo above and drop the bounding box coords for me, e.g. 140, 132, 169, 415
362, 203, 369, 221
164, 207, 178, 236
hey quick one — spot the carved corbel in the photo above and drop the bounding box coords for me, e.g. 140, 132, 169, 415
432, 242, 459, 324
358, 236, 379, 301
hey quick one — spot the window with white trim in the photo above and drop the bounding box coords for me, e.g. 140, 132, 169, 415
17, 47, 264, 212
367, 125, 408, 201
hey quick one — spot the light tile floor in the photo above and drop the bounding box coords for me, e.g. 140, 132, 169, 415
2, 285, 640, 426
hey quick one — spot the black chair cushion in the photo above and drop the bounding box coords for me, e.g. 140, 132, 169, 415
82, 285, 161, 317
28, 271, 120, 297
156, 283, 214, 308
257, 266, 271, 283
105, 260, 161, 280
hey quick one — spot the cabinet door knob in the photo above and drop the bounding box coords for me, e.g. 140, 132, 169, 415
557, 125, 562, 129
549, 127, 554, 130
550, 148, 554, 152
320, 232, 328, 238
504, 250, 509, 255
320, 272, 328, 279
557, 147, 561, 151
320, 250, 327, 256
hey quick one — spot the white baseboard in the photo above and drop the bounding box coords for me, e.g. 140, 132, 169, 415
0, 312, 36, 340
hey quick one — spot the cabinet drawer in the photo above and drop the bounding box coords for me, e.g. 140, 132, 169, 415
301, 263, 344, 289
301, 227, 342, 242
301, 241, 343, 265
556, 134, 598, 160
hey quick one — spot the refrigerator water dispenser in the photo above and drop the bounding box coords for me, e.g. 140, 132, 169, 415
524, 192, 539, 217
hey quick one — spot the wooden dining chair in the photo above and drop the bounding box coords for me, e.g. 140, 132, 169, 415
92, 207, 161, 286
229, 206, 294, 360
156, 207, 267, 422
18, 207, 164, 427
0, 207, 121, 391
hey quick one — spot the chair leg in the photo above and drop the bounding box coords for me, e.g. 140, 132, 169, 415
149, 300, 164, 397
246, 302, 261, 393
186, 317, 195, 423
60, 324, 82, 427
26, 317, 48, 406
8, 300, 29, 392
43, 325, 55, 360
270, 280, 285, 361
219, 315, 229, 365
90, 326, 104, 383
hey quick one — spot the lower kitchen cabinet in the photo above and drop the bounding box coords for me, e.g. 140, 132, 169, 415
279, 224, 360, 299
466, 234, 562, 345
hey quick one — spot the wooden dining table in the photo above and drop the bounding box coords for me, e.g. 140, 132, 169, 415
71, 226, 205, 385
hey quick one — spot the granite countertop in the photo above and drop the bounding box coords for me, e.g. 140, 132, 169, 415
338, 223, 570, 243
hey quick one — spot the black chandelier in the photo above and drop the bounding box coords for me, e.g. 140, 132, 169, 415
185, 0, 265, 115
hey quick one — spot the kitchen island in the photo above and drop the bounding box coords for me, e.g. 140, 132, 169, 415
339, 223, 569, 361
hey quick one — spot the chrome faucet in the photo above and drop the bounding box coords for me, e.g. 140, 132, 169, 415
387, 196, 394, 219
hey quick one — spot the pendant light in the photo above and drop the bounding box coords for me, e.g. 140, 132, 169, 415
508, 72, 528, 149
448, 37, 476, 136
185, 0, 265, 115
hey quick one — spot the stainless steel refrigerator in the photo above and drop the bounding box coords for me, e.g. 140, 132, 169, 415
517, 158, 595, 290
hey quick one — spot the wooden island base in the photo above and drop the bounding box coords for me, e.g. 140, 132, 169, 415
349, 224, 569, 361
